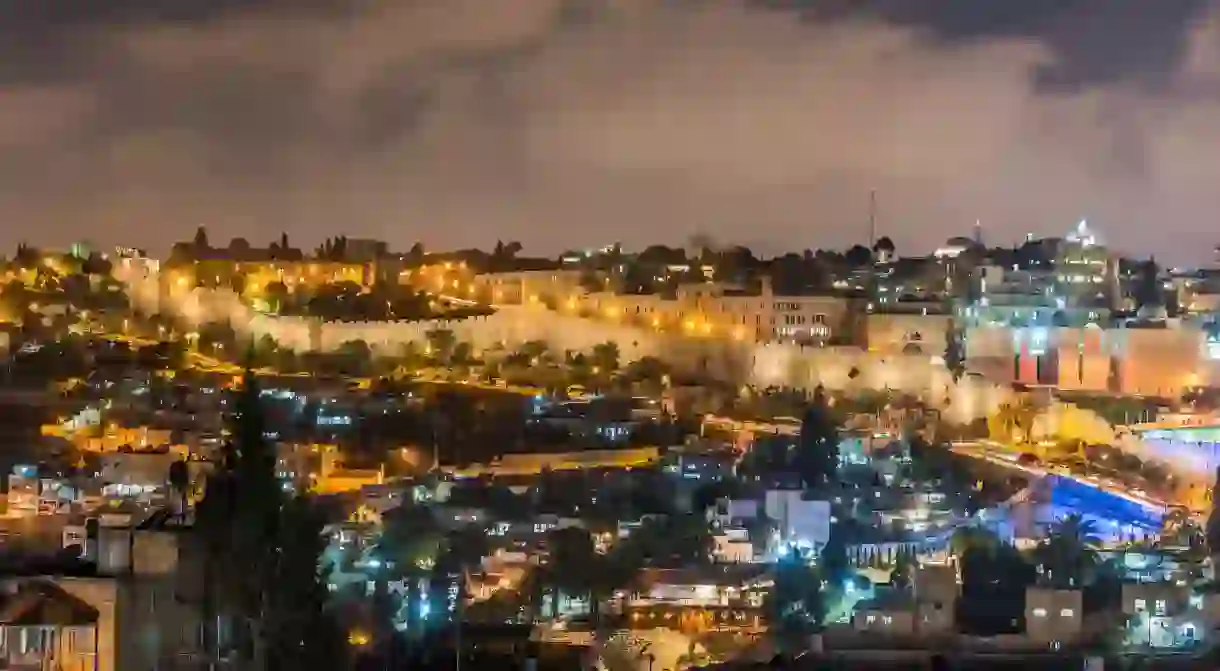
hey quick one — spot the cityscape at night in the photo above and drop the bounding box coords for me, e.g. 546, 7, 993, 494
6, 2, 1220, 671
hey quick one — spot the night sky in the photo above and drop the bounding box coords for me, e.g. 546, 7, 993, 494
1, 0, 1218, 261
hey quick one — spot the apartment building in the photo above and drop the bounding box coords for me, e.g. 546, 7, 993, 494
472, 269, 585, 306
573, 278, 847, 344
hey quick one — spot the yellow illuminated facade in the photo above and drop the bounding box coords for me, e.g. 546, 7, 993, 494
569, 279, 845, 344
165, 258, 370, 297
472, 269, 584, 306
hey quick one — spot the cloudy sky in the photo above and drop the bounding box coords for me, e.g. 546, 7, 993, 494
2, 0, 1219, 261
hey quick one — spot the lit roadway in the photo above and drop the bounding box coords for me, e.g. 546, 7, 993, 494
949, 441, 1178, 515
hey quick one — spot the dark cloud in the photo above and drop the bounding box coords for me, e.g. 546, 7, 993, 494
0, 0, 353, 28
1, 0, 1219, 261
0, 0, 357, 85
790, 0, 1211, 92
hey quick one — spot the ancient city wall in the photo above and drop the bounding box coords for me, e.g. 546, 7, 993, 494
118, 267, 1013, 422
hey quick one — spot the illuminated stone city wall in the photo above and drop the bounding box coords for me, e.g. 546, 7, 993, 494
117, 265, 1206, 440
749, 343, 1013, 424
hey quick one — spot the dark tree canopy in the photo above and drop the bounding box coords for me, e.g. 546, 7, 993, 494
796, 386, 840, 488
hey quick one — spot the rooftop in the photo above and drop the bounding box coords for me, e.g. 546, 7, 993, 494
0, 580, 99, 627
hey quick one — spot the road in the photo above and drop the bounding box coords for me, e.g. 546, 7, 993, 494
950, 441, 1174, 516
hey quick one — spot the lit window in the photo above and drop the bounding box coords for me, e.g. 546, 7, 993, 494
1155, 599, 1167, 615
1134, 598, 1146, 612
1032, 608, 1047, 617
1059, 608, 1074, 617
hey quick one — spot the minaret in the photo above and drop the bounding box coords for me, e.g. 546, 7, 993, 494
973, 220, 983, 246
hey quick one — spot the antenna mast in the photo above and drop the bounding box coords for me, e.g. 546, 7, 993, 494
868, 189, 877, 248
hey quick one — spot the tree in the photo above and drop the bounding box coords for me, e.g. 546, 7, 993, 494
168, 459, 190, 520
944, 323, 965, 381
949, 527, 998, 560
844, 244, 873, 268
819, 524, 850, 589
1135, 257, 1163, 310
407, 242, 425, 262
517, 340, 550, 364
618, 514, 713, 568
872, 236, 895, 262
264, 281, 289, 312
266, 497, 347, 670
957, 536, 1035, 635
249, 333, 280, 368
372, 503, 444, 645
425, 328, 457, 364
622, 356, 669, 390
1205, 466, 1220, 561
795, 386, 840, 488
197, 374, 340, 667
451, 341, 474, 365
195, 368, 339, 668
544, 527, 602, 621
194, 226, 210, 249
1035, 514, 1100, 588
891, 549, 913, 591
767, 550, 824, 649
491, 240, 523, 264
590, 341, 620, 377
335, 339, 373, 376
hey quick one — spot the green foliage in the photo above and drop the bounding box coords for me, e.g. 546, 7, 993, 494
1207, 466, 1220, 557
590, 341, 621, 375
1035, 514, 1101, 588
542, 526, 619, 623
195, 368, 343, 668
266, 497, 347, 670
818, 525, 850, 587
768, 551, 825, 642
796, 385, 840, 488
517, 340, 551, 363
615, 513, 713, 568
891, 549, 913, 591
425, 328, 457, 364
1135, 257, 1163, 310
944, 321, 965, 381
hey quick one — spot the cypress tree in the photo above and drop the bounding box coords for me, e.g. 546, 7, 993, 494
796, 385, 840, 488
196, 367, 342, 668
1206, 467, 1220, 560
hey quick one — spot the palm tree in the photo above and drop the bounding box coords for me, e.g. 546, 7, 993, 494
1036, 514, 1100, 588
